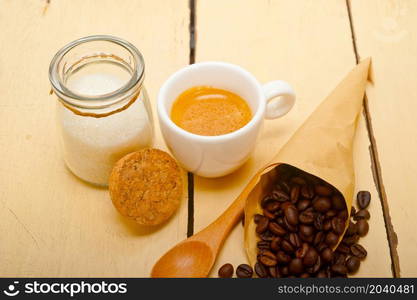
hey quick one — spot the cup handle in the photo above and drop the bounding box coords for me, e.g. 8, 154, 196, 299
262, 80, 296, 119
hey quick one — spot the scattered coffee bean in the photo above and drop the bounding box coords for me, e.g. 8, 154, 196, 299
299, 210, 315, 224
263, 209, 275, 219
350, 244, 367, 259
297, 199, 311, 211
336, 243, 350, 254
272, 189, 290, 202
357, 191, 371, 209
325, 232, 339, 247
346, 221, 358, 236
276, 251, 292, 264
301, 185, 315, 199
357, 219, 369, 237
354, 209, 370, 221
281, 240, 295, 253
270, 237, 281, 251
236, 264, 253, 278
255, 262, 268, 278
295, 243, 309, 259
290, 185, 300, 203
289, 233, 301, 248
346, 256, 360, 274
218, 263, 234, 278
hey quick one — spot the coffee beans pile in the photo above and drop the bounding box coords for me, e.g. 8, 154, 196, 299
217, 167, 371, 278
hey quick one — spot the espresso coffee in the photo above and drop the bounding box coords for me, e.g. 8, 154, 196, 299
170, 86, 252, 136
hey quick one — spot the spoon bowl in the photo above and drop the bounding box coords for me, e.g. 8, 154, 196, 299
151, 241, 214, 278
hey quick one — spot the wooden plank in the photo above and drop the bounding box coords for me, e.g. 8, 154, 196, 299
349, 0, 417, 277
0, 0, 189, 276
194, 0, 392, 277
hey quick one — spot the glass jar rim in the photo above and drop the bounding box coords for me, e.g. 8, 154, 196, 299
49, 35, 145, 110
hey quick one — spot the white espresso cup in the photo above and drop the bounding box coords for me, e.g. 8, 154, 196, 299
157, 62, 295, 178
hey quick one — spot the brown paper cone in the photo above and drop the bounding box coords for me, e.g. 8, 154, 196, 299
243, 58, 371, 266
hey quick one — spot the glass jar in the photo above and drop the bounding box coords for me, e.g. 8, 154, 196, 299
49, 35, 154, 186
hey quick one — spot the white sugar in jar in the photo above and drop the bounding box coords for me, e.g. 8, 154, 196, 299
49, 36, 153, 186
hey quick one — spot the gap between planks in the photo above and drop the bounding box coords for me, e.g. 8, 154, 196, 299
346, 0, 400, 278
186, 0, 196, 237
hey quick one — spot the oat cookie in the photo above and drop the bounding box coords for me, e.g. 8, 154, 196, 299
109, 148, 183, 226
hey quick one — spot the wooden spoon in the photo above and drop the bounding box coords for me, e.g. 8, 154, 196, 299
151, 174, 261, 278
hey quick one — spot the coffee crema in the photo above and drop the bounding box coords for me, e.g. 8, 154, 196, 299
170, 86, 252, 136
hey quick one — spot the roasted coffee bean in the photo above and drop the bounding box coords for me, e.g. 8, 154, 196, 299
255, 262, 268, 278
218, 263, 234, 278
236, 264, 253, 278
276, 251, 292, 264
303, 247, 318, 267
258, 250, 277, 267
299, 210, 315, 224
300, 224, 315, 237
342, 234, 359, 245
272, 189, 290, 202
256, 217, 269, 234
323, 219, 332, 231
313, 231, 325, 246
333, 253, 347, 266
336, 243, 350, 254
278, 181, 291, 194
280, 266, 289, 276
325, 231, 339, 247
253, 214, 264, 224
338, 209, 348, 221
315, 185, 333, 196
346, 221, 358, 236
321, 247, 334, 263
295, 243, 310, 259
297, 199, 311, 211
268, 222, 287, 236
268, 266, 280, 278
263, 209, 275, 219
357, 219, 369, 237
270, 237, 282, 251
331, 217, 346, 235
332, 194, 346, 211
313, 197, 332, 213
289, 258, 304, 275
276, 217, 285, 226
350, 244, 367, 259
291, 176, 307, 185
281, 240, 295, 253
346, 256, 360, 274
257, 241, 271, 250
306, 255, 321, 274
266, 201, 280, 213
289, 233, 301, 248
301, 185, 315, 199
284, 205, 299, 225
317, 270, 328, 278
259, 230, 275, 241
290, 185, 300, 203
299, 232, 314, 243
351, 206, 357, 217
325, 210, 337, 219
261, 195, 275, 208
331, 264, 348, 275
314, 214, 324, 230
283, 217, 298, 232
357, 191, 371, 209
354, 209, 370, 221
316, 242, 328, 253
